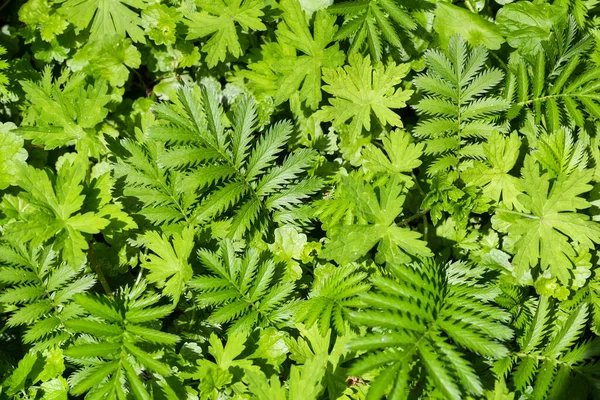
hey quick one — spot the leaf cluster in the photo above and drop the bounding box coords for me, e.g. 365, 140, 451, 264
3, 1, 600, 399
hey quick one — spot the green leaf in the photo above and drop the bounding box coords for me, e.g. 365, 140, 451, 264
185, 0, 266, 67
64, 281, 179, 398
496, 156, 600, 286
40, 378, 69, 400
296, 263, 369, 335
18, 68, 111, 158
320, 174, 431, 265
362, 129, 424, 178
67, 36, 142, 87
69, 361, 120, 395
3, 351, 39, 396
496, 2, 566, 55
134, 85, 321, 237
414, 35, 509, 176
495, 297, 599, 398
250, 327, 289, 366
463, 131, 523, 210
274, 0, 345, 109
141, 227, 195, 303
18, 0, 68, 41
190, 240, 297, 334
329, 0, 417, 61
434, 3, 505, 50
321, 224, 382, 264
0, 45, 10, 96
318, 54, 413, 146
0, 154, 115, 268
141, 4, 181, 46
59, 0, 148, 43
348, 260, 510, 399
0, 122, 28, 190
74, 293, 122, 322
247, 353, 327, 400
504, 19, 600, 131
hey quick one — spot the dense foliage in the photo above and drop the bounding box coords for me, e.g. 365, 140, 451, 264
2, 0, 600, 398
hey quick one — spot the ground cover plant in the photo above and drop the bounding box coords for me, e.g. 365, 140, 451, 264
2, 0, 600, 398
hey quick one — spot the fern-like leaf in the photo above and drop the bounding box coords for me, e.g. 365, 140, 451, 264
115, 134, 196, 232
329, 0, 422, 61
495, 297, 600, 399
0, 45, 9, 98
189, 239, 297, 334
414, 35, 509, 177
146, 84, 322, 239
505, 17, 600, 132
0, 241, 95, 351
348, 260, 512, 400
63, 281, 178, 399
296, 263, 370, 335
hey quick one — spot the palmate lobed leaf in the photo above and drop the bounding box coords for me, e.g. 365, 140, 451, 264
140, 226, 195, 303
273, 0, 345, 109
495, 156, 600, 287
17, 67, 112, 158
185, 0, 267, 67
59, 0, 148, 43
317, 54, 413, 147
463, 131, 523, 210
1, 155, 108, 268
319, 173, 431, 265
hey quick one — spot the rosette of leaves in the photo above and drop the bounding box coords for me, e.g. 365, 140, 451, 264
144, 84, 323, 238
63, 281, 179, 398
494, 297, 600, 398
348, 260, 512, 400
189, 239, 298, 334
505, 17, 600, 133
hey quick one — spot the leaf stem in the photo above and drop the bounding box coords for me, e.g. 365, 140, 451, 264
0, 321, 8, 336
490, 51, 508, 71
411, 172, 427, 198
0, 0, 11, 14
400, 209, 430, 226
464, 0, 476, 13
88, 240, 113, 297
